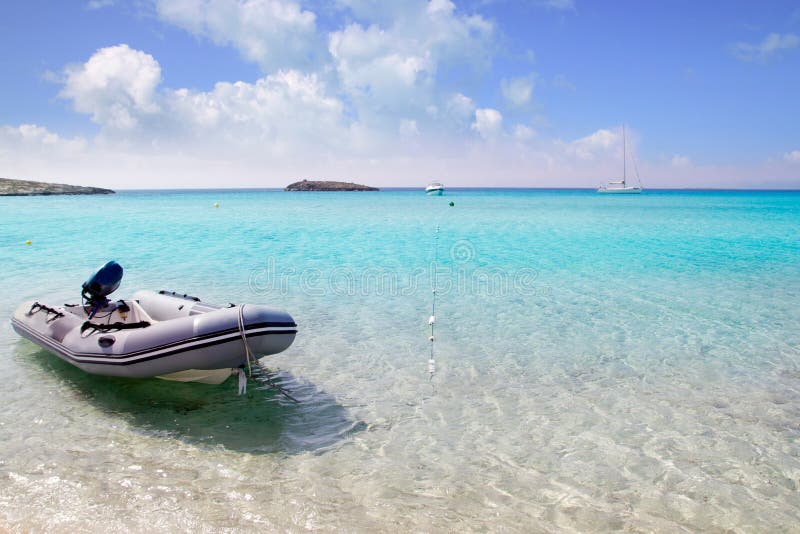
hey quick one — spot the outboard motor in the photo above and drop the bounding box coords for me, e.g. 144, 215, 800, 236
82, 261, 123, 317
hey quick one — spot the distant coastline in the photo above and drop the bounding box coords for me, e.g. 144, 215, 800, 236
0, 177, 115, 196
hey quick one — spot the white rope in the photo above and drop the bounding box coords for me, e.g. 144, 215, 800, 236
237, 303, 300, 402
236, 304, 255, 395
237, 304, 254, 377
237, 368, 247, 395
428, 225, 440, 380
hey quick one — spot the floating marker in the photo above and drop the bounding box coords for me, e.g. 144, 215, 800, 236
214, 202, 220, 208
25, 240, 32, 245
449, 201, 454, 207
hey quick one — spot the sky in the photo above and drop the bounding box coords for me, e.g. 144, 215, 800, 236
0, 0, 799, 189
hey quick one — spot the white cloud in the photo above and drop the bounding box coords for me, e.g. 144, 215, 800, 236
427, 0, 455, 16
0, 124, 88, 154
513, 124, 535, 141
163, 70, 345, 151
501, 76, 534, 107
86, 0, 115, 9
446, 92, 475, 118
536, 0, 574, 10
471, 108, 502, 139
0, 124, 92, 185
565, 128, 619, 160
327, 1, 493, 123
671, 154, 691, 168
58, 45, 348, 155
5, 118, 800, 190
784, 150, 800, 162
334, 0, 417, 24
399, 119, 419, 137
146, 1, 495, 137
154, 0, 318, 71
60, 44, 161, 131
328, 23, 433, 102
731, 32, 799, 62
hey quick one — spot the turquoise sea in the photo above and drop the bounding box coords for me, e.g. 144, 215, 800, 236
1, 189, 799, 531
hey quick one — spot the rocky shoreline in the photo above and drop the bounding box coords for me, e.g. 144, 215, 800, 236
0, 177, 115, 196
285, 180, 378, 191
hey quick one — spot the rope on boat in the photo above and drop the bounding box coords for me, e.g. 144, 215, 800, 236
236, 368, 247, 395
236, 304, 299, 402
27, 302, 65, 322
237, 304, 254, 379
80, 320, 150, 334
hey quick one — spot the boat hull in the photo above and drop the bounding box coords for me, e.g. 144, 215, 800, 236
426, 188, 444, 195
11, 294, 297, 380
597, 187, 642, 194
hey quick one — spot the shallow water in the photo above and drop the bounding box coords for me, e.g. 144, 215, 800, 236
1, 189, 799, 531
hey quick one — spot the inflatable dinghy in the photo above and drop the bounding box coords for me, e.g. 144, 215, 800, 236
11, 261, 297, 385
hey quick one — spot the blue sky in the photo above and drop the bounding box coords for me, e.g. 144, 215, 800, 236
1, 0, 798, 188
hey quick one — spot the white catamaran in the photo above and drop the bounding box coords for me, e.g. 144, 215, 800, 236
598, 125, 643, 194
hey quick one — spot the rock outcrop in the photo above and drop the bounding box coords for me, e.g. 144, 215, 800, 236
0, 177, 115, 196
285, 180, 378, 191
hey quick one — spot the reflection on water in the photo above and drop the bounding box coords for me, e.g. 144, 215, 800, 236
26, 346, 365, 454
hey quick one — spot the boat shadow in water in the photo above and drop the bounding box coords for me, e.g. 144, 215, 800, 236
27, 348, 365, 455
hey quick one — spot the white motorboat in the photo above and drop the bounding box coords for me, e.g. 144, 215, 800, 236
425, 182, 445, 195
598, 125, 643, 194
11, 261, 297, 385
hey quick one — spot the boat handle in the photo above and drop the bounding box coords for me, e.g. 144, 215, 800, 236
98, 336, 115, 348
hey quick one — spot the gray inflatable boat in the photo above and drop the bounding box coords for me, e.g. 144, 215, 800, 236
10, 262, 297, 384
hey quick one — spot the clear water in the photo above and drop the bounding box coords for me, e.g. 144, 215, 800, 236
1, 189, 799, 531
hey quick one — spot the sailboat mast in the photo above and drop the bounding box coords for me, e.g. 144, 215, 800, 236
623, 124, 626, 186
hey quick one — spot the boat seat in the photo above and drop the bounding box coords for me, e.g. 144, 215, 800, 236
129, 300, 157, 324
